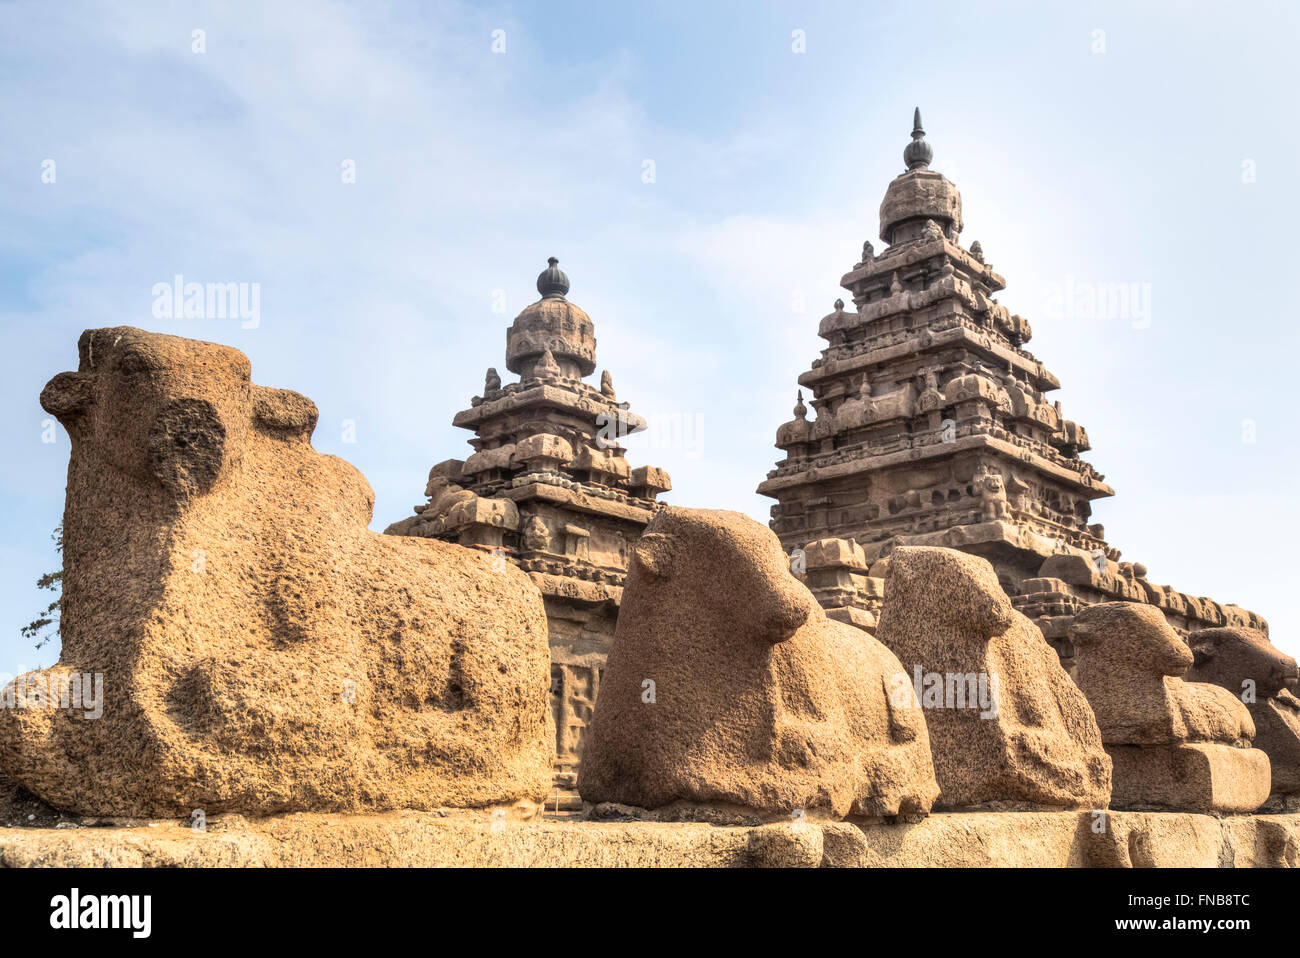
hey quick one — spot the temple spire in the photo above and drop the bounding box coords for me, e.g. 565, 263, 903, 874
904, 107, 933, 171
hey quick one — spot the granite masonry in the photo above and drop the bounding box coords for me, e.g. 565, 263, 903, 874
578, 507, 939, 821
385, 260, 670, 804
1071, 603, 1270, 813
757, 111, 1267, 670
2, 111, 1294, 869
0, 328, 552, 818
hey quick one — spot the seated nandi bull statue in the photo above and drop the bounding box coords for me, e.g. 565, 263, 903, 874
1186, 626, 1300, 803
0, 327, 552, 817
1070, 603, 1270, 813
875, 547, 1111, 809
578, 507, 939, 821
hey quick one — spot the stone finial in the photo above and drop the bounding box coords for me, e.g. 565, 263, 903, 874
904, 107, 933, 171
834, 298, 845, 312
794, 390, 807, 420
536, 257, 570, 299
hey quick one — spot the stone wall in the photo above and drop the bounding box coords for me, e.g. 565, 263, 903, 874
791, 533, 1266, 671
3, 809, 1298, 868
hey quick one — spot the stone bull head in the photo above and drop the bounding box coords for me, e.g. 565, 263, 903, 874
41, 326, 318, 502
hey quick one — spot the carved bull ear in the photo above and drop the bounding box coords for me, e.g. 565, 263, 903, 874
252, 386, 318, 438
1190, 641, 1215, 668
40, 371, 93, 425
633, 532, 677, 579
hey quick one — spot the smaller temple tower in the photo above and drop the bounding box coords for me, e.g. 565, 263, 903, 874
387, 259, 670, 802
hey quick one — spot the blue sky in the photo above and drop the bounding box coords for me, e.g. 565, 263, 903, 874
1, 0, 1297, 674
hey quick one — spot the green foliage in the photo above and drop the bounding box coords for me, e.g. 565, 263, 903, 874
20, 524, 62, 650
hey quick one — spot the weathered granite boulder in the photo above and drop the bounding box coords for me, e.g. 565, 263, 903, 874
1070, 603, 1270, 812
578, 506, 939, 820
0, 327, 552, 817
875, 546, 1111, 809
1186, 626, 1300, 798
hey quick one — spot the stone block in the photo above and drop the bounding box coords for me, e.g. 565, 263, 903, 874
1105, 743, 1270, 813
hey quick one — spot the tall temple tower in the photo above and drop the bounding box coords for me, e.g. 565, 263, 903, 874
387, 259, 670, 803
759, 110, 1112, 588
758, 111, 1265, 655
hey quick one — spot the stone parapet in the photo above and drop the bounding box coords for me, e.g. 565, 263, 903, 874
4, 810, 1300, 868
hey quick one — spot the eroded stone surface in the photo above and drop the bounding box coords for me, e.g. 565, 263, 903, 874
578, 506, 939, 820
1186, 627, 1300, 797
1104, 743, 1270, 815
0, 327, 552, 818
875, 546, 1110, 809
5, 810, 1299, 868
1085, 810, 1226, 868
1071, 603, 1269, 812
384, 260, 671, 797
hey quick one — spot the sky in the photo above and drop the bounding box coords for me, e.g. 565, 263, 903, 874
0, 0, 1297, 675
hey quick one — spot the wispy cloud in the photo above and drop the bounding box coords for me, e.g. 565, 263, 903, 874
2, 0, 1298, 672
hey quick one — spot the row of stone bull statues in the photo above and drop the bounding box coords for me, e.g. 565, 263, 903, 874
0, 327, 1296, 821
